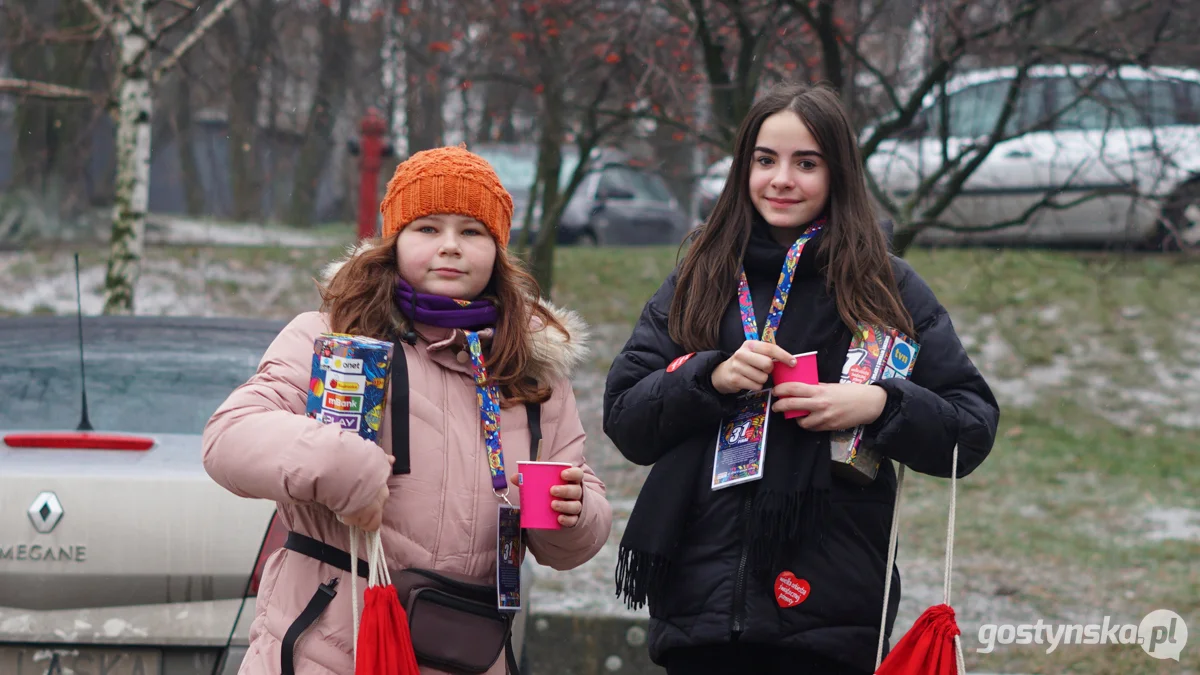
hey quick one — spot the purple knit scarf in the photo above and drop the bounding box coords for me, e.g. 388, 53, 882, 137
395, 277, 498, 330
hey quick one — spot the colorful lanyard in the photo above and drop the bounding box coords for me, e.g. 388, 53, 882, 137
464, 331, 509, 495
737, 220, 824, 344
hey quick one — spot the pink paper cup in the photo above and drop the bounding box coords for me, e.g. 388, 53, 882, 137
517, 461, 574, 530
773, 351, 818, 419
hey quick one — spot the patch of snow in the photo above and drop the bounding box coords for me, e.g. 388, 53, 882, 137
0, 614, 33, 632
101, 618, 128, 637
146, 215, 345, 248
1018, 504, 1044, 518
0, 251, 320, 319
984, 355, 1072, 408
1143, 507, 1200, 542
979, 332, 1015, 366
1037, 305, 1061, 323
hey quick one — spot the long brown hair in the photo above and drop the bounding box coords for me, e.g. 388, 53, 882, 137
319, 233, 564, 404
670, 83, 914, 350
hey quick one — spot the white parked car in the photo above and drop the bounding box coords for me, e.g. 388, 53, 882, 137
699, 65, 1200, 249
868, 64, 1200, 248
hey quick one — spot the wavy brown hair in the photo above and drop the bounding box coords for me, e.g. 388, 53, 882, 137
670, 83, 914, 350
319, 232, 564, 404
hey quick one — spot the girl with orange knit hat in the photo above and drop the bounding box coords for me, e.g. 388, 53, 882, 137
202, 145, 613, 675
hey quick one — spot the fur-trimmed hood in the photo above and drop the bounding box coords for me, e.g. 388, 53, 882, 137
320, 242, 589, 384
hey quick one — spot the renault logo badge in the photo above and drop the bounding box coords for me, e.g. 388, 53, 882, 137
28, 492, 64, 534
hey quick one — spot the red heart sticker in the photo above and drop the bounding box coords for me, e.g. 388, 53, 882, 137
774, 571, 810, 608
666, 353, 696, 373
849, 364, 872, 384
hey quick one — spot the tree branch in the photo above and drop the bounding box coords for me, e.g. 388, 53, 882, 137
76, 0, 113, 33
859, 0, 1045, 158
915, 185, 1137, 235
584, 105, 728, 148
0, 78, 106, 101
464, 71, 537, 89
152, 0, 243, 82
155, 4, 199, 37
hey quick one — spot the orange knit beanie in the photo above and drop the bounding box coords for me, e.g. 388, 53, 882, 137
379, 145, 515, 248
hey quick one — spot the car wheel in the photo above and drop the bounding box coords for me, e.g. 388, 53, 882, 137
1157, 180, 1200, 251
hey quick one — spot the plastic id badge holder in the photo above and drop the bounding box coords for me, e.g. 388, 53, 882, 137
711, 389, 771, 490
496, 504, 521, 612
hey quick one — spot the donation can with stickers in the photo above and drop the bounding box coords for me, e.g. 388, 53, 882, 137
305, 333, 394, 443
829, 324, 919, 485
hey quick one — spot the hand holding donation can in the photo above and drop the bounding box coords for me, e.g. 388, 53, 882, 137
771, 351, 819, 419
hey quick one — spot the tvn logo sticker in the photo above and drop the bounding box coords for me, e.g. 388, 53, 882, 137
325, 371, 367, 394
319, 411, 361, 432
888, 339, 916, 377
323, 391, 363, 414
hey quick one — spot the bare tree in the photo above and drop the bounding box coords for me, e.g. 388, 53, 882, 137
218, 0, 277, 221
1, 0, 108, 211
472, 0, 651, 292
0, 0, 245, 312
286, 0, 353, 228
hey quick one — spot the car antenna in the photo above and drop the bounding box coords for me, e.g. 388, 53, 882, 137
74, 253, 93, 432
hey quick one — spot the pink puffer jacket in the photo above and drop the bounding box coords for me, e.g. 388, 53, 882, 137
202, 299, 611, 675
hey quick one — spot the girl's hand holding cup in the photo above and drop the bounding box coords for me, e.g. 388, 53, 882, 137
511, 464, 585, 528
711, 340, 797, 394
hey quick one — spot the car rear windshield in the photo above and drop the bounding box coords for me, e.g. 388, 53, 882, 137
0, 318, 281, 435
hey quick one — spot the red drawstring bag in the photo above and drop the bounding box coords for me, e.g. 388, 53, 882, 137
350, 528, 420, 675
876, 604, 962, 675
874, 445, 966, 675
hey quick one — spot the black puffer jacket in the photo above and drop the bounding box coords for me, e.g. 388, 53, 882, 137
603, 233, 999, 671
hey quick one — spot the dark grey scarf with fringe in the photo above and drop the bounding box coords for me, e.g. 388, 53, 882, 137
615, 217, 851, 610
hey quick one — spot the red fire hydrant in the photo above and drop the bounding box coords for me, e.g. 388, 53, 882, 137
349, 107, 394, 240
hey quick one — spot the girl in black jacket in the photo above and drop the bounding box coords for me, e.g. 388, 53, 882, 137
603, 83, 1000, 674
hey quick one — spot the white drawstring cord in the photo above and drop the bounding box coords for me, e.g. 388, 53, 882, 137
875, 445, 963, 673
349, 525, 360, 665
876, 462, 906, 670
348, 525, 391, 671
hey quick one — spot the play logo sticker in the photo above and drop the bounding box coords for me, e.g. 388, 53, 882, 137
319, 411, 361, 432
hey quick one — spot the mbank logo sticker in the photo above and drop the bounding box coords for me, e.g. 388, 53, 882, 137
323, 391, 363, 414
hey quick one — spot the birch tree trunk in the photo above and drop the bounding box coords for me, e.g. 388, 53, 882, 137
97, 0, 244, 313
103, 2, 153, 315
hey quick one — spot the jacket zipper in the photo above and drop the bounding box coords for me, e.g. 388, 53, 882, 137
730, 493, 753, 636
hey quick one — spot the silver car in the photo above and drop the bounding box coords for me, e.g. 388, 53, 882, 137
0, 316, 284, 675
867, 64, 1200, 248
0, 316, 531, 675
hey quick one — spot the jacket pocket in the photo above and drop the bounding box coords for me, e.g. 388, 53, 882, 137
771, 493, 897, 634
